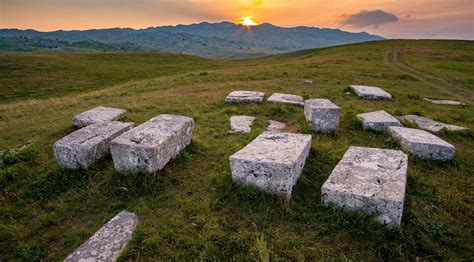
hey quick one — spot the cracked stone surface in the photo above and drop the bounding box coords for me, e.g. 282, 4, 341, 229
349, 85, 392, 100
267, 93, 304, 105
304, 99, 340, 133
65, 211, 139, 262
72, 106, 126, 128
229, 116, 255, 134
229, 132, 312, 199
401, 115, 468, 133
321, 146, 408, 229
357, 110, 402, 132
53, 121, 134, 169
266, 120, 286, 132
423, 98, 464, 105
110, 114, 194, 174
389, 126, 455, 161
225, 91, 264, 103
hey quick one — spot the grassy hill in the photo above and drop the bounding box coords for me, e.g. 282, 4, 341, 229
0, 40, 473, 260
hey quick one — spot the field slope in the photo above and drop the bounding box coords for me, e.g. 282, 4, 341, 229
0, 40, 473, 260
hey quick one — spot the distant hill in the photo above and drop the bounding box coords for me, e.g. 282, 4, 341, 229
0, 22, 384, 57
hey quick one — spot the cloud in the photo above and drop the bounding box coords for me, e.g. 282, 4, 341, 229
340, 10, 399, 29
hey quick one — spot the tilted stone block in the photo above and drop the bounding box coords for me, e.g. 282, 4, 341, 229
401, 115, 468, 133
230, 132, 312, 199
72, 106, 126, 128
357, 110, 402, 132
225, 91, 264, 103
229, 116, 255, 134
65, 211, 139, 262
389, 126, 455, 161
304, 99, 340, 133
53, 121, 134, 169
110, 114, 194, 174
267, 93, 304, 106
321, 146, 408, 229
350, 85, 392, 100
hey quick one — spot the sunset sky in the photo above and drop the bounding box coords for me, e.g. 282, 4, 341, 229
1, 0, 473, 39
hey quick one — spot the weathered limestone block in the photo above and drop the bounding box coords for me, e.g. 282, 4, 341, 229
304, 99, 340, 133
225, 91, 264, 103
73, 106, 126, 128
266, 120, 286, 132
267, 93, 304, 105
229, 132, 312, 199
321, 146, 408, 229
53, 121, 134, 169
229, 116, 255, 134
349, 85, 392, 100
110, 114, 194, 174
389, 126, 455, 161
65, 211, 139, 262
357, 110, 402, 132
401, 115, 468, 133
423, 98, 464, 105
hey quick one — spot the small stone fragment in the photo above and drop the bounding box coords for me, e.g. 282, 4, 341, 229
321, 146, 408, 229
267, 93, 304, 105
357, 110, 402, 132
266, 120, 286, 132
225, 91, 264, 104
65, 211, 139, 262
304, 99, 340, 133
401, 115, 469, 133
72, 106, 126, 128
304, 80, 314, 84
229, 116, 255, 134
389, 126, 455, 161
423, 98, 464, 105
349, 85, 392, 100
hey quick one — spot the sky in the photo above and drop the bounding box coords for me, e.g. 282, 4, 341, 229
1, 0, 473, 39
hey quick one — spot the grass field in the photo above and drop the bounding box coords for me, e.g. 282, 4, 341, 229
0, 39, 473, 260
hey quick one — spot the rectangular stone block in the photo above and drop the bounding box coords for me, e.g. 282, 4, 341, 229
401, 115, 468, 133
225, 91, 264, 103
389, 126, 455, 161
304, 99, 340, 133
321, 146, 408, 229
350, 85, 392, 100
73, 106, 126, 128
229, 132, 312, 199
110, 114, 194, 174
229, 116, 255, 134
65, 211, 139, 262
267, 93, 304, 105
357, 110, 402, 132
53, 121, 134, 169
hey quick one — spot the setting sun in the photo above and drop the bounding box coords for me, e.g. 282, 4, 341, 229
238, 16, 258, 26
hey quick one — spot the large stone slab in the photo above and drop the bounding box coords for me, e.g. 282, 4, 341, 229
349, 85, 392, 100
423, 98, 464, 105
304, 99, 340, 133
229, 132, 312, 199
73, 106, 126, 128
225, 91, 264, 104
229, 116, 255, 134
110, 114, 194, 174
54, 121, 134, 169
267, 93, 304, 106
357, 110, 402, 132
65, 211, 139, 262
266, 120, 286, 132
401, 115, 469, 133
388, 126, 455, 161
321, 146, 408, 229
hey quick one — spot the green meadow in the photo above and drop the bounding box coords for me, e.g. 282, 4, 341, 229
0, 40, 473, 260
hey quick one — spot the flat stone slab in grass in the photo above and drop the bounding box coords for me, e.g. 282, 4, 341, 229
423, 98, 464, 105
389, 126, 455, 161
401, 115, 469, 133
65, 211, 139, 262
267, 120, 286, 132
304, 80, 314, 84
349, 85, 392, 100
53, 121, 134, 169
73, 106, 126, 128
321, 146, 408, 229
229, 116, 255, 134
267, 93, 304, 106
357, 110, 402, 132
225, 91, 264, 103
230, 132, 312, 199
111, 114, 194, 174
304, 99, 340, 133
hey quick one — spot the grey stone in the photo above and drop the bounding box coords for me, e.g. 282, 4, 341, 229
229, 132, 312, 199
73, 106, 126, 128
304, 99, 340, 133
53, 121, 134, 169
389, 126, 455, 161
423, 98, 464, 105
266, 120, 286, 132
321, 146, 408, 229
110, 114, 194, 174
304, 80, 314, 84
225, 91, 264, 103
357, 110, 402, 132
65, 211, 139, 262
349, 85, 392, 100
229, 116, 255, 134
268, 93, 304, 105
401, 115, 469, 133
